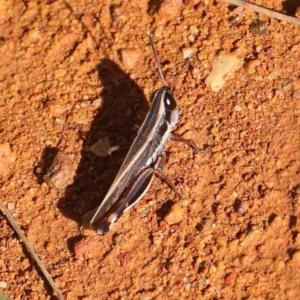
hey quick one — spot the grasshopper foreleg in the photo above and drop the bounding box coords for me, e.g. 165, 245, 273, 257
155, 154, 182, 198
169, 135, 201, 153
169, 135, 212, 153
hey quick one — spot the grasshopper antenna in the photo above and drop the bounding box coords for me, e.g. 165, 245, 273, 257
147, 32, 167, 87
170, 58, 189, 93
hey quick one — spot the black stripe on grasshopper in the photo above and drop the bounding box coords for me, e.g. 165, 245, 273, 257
90, 33, 201, 235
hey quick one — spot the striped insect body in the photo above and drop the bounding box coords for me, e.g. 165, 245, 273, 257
90, 33, 201, 235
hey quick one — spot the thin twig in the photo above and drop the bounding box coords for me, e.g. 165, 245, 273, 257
224, 0, 300, 26
0, 200, 64, 300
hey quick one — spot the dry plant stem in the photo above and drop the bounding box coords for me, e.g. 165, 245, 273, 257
0, 201, 64, 300
224, 0, 300, 26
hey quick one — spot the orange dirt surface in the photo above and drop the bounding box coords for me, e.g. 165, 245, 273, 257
1, 0, 300, 299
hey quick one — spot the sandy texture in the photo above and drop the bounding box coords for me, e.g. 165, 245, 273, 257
1, 0, 300, 299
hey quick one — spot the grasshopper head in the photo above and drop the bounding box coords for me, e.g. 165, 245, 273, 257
160, 86, 179, 126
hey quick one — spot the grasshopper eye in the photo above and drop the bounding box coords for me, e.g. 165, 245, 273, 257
164, 92, 177, 111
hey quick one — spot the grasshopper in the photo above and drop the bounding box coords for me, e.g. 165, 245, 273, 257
90, 33, 202, 235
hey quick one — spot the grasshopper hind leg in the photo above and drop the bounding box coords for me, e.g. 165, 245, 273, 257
94, 152, 186, 235
94, 168, 155, 235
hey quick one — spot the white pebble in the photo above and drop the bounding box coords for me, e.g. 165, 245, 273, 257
205, 54, 243, 92
0, 281, 7, 289
55, 118, 65, 125
182, 48, 195, 59
121, 49, 141, 69
154, 26, 164, 38
93, 97, 103, 109
190, 25, 199, 35
188, 34, 195, 42
90, 137, 110, 157
7, 203, 15, 212
234, 105, 243, 112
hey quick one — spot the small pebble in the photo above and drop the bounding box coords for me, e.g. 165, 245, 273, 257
188, 34, 195, 42
195, 1, 206, 13
93, 97, 103, 109
80, 100, 91, 108
191, 67, 200, 79
152, 232, 164, 245
121, 49, 141, 69
190, 25, 199, 35
199, 277, 207, 284
7, 203, 15, 212
55, 118, 65, 125
210, 126, 219, 137
137, 206, 148, 218
74, 237, 95, 258
114, 235, 127, 247
44, 151, 74, 190
72, 109, 90, 125
232, 191, 238, 199
156, 189, 165, 201
167, 262, 180, 274
90, 136, 110, 157
205, 54, 243, 92
293, 89, 300, 99
154, 26, 164, 38
216, 236, 227, 248
245, 59, 260, 74
224, 272, 236, 286
182, 48, 195, 59
158, 0, 183, 20
249, 20, 269, 35
49, 104, 67, 117
164, 202, 185, 225
228, 17, 237, 24
0, 142, 14, 176
234, 105, 243, 112
118, 252, 132, 267
292, 250, 300, 264
26, 29, 40, 43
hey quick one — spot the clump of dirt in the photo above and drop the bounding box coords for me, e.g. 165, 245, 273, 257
1, 0, 300, 299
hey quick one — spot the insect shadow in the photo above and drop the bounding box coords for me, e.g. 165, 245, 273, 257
57, 59, 149, 226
